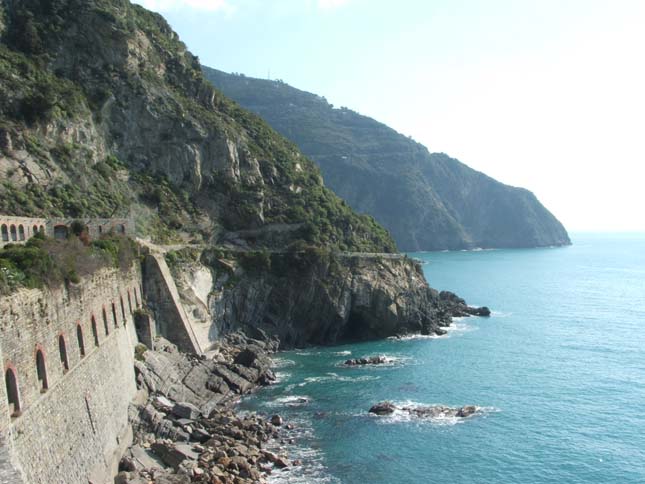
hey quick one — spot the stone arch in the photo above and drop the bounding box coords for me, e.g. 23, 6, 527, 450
39, 225, 45, 233
32, 225, 38, 236
54, 224, 68, 240
117, 224, 126, 234
9, 225, 17, 241
18, 225, 25, 241
76, 323, 86, 358
111, 302, 118, 327
1, 224, 8, 242
127, 290, 133, 314
35, 346, 48, 392
4, 365, 20, 417
120, 295, 126, 324
91, 316, 99, 347
58, 334, 69, 372
102, 306, 109, 335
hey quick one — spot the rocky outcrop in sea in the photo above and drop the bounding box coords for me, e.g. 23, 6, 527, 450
369, 402, 480, 419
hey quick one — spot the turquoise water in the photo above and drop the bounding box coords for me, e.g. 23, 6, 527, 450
241, 233, 645, 483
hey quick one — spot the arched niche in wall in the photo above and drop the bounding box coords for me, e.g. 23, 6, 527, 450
35, 347, 48, 392
102, 306, 110, 335
58, 334, 69, 373
91, 316, 99, 347
4, 365, 21, 418
77, 323, 86, 358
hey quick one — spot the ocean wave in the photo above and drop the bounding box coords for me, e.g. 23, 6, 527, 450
274, 371, 291, 383
445, 320, 476, 333
388, 321, 474, 342
265, 395, 311, 408
388, 333, 443, 342
293, 372, 381, 388
273, 358, 296, 368
264, 415, 340, 484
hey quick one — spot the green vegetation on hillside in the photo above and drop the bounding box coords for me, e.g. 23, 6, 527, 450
0, 0, 396, 253
0, 232, 137, 295
204, 67, 571, 251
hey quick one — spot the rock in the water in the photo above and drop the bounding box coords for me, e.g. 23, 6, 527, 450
270, 415, 283, 426
345, 355, 388, 366
369, 401, 396, 415
467, 306, 491, 317
370, 402, 479, 419
456, 405, 478, 418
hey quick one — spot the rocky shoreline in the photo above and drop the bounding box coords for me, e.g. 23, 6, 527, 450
117, 332, 297, 484
117, 292, 490, 484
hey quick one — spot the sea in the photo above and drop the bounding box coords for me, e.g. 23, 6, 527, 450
239, 233, 645, 484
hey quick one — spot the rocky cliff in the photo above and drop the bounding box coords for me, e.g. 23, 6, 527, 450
203, 68, 571, 251
165, 247, 487, 349
0, 0, 482, 346
0, 0, 394, 252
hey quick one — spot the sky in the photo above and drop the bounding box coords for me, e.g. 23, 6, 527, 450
133, 0, 645, 232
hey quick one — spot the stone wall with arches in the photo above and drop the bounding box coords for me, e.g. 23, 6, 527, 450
0, 264, 144, 484
0, 215, 133, 247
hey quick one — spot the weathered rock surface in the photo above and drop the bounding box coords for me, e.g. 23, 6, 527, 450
121, 332, 293, 483
170, 250, 491, 348
369, 401, 480, 420
368, 402, 397, 415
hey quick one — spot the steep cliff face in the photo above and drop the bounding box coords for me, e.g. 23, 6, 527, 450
204, 68, 571, 251
166, 248, 483, 349
0, 0, 394, 252
0, 0, 480, 351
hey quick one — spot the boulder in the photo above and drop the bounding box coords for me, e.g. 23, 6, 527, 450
456, 405, 478, 418
270, 415, 283, 426
368, 402, 396, 415
172, 402, 201, 420
467, 306, 491, 317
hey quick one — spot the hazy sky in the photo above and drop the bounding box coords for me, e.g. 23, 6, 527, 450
134, 0, 645, 232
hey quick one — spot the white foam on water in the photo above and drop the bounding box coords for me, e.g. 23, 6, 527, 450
265, 395, 311, 408
387, 333, 443, 342
295, 372, 381, 387
332, 350, 352, 356
274, 371, 291, 383
273, 358, 296, 368
264, 415, 340, 484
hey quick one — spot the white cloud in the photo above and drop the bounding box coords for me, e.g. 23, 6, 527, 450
133, 0, 231, 13
317, 0, 349, 10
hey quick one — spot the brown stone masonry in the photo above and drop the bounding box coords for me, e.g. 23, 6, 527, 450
0, 265, 144, 484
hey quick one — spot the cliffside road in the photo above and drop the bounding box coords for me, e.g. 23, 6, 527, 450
137, 238, 406, 260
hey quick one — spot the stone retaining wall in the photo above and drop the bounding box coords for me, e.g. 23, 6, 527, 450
0, 266, 144, 484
